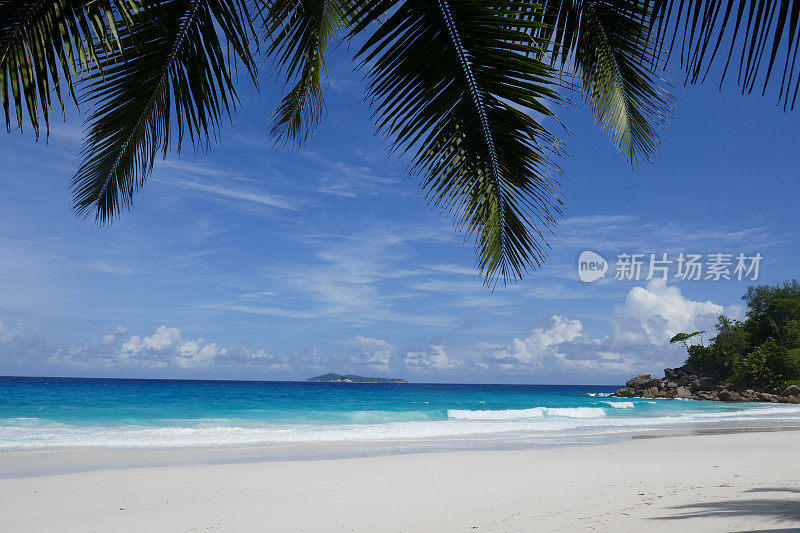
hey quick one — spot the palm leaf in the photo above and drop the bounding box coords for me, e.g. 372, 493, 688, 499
263, 0, 351, 146
349, 0, 564, 285
71, 0, 257, 223
574, 0, 673, 164
527, 0, 673, 164
645, 0, 800, 110
0, 0, 136, 137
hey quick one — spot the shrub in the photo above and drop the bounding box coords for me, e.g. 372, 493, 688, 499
732, 339, 800, 392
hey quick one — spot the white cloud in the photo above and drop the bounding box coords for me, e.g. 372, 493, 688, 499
173, 340, 226, 369
349, 335, 394, 370
298, 151, 402, 199
52, 325, 241, 370
82, 261, 136, 275
502, 315, 584, 365
116, 326, 232, 369
404, 345, 461, 370
480, 282, 725, 375
239, 349, 292, 371
223, 226, 456, 328
43, 324, 310, 373
102, 326, 128, 345
119, 325, 181, 358
344, 335, 464, 373
155, 159, 297, 210
163, 176, 296, 210
429, 264, 479, 276
618, 279, 722, 344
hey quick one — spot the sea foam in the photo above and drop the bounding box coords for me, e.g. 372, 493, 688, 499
4, 403, 800, 449
447, 407, 606, 420
601, 401, 635, 409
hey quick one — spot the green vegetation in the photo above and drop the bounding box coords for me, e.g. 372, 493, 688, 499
671, 281, 800, 392
669, 330, 705, 349
306, 373, 408, 383
3, 1, 800, 284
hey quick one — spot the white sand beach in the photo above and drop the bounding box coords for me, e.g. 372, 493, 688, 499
1, 429, 799, 532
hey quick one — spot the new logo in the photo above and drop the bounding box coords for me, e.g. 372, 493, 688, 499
578, 250, 608, 283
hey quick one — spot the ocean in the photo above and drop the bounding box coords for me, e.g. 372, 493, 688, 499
2, 376, 800, 451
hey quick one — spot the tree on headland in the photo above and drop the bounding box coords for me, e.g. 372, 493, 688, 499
673, 281, 800, 393
3, 1, 799, 284
669, 330, 705, 350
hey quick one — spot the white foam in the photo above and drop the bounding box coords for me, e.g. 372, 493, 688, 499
448, 407, 545, 420
447, 407, 606, 420
601, 401, 635, 409
545, 407, 608, 418
3, 404, 800, 450
0, 419, 590, 448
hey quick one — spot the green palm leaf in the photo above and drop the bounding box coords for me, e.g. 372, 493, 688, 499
6, 0, 800, 284
263, 0, 351, 146
349, 0, 564, 285
0, 0, 136, 137
645, 0, 800, 110
71, 0, 257, 224
573, 0, 673, 164
529, 0, 673, 164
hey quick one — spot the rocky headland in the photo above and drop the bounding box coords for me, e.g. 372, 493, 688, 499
613, 364, 800, 403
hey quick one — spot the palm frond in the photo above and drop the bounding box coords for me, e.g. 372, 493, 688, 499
0, 0, 136, 137
350, 0, 563, 285
71, 0, 257, 224
575, 1, 673, 164
263, 0, 351, 146
646, 0, 800, 110
527, 0, 673, 164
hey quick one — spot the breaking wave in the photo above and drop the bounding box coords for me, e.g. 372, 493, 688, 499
3, 403, 800, 449
601, 401, 635, 409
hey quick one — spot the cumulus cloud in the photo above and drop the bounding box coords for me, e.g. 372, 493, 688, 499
618, 280, 723, 344
49, 325, 300, 371
102, 326, 128, 345
479, 281, 726, 375
119, 325, 182, 358
404, 345, 461, 370
172, 340, 225, 369
499, 315, 584, 365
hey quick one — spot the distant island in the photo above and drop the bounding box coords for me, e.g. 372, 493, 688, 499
306, 373, 408, 383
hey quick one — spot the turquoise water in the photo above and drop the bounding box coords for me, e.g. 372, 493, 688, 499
2, 376, 800, 449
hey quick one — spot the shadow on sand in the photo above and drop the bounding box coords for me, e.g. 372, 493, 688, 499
652, 487, 800, 529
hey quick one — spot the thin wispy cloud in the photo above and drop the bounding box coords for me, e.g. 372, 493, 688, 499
82, 261, 136, 275
156, 175, 296, 210
429, 264, 480, 276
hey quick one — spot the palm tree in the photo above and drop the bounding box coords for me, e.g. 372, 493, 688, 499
2, 0, 798, 284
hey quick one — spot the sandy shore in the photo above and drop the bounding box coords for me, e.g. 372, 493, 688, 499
1, 430, 799, 532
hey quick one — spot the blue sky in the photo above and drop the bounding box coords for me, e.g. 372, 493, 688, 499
0, 46, 798, 384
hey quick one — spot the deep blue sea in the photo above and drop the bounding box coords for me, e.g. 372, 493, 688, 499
2, 376, 800, 450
